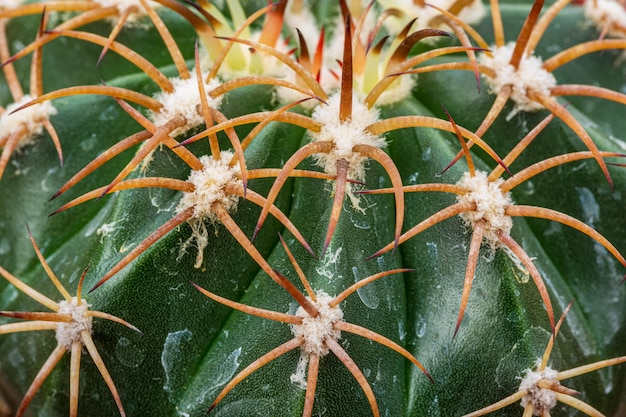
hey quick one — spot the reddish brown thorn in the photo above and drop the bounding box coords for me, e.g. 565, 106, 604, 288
331, 268, 413, 307
442, 104, 475, 177
0, 311, 71, 322
313, 27, 325, 79
385, 29, 451, 76
49, 130, 152, 201
367, 201, 474, 259
194, 40, 220, 161
97, 7, 134, 66
336, 321, 433, 383
0, 129, 24, 181
326, 338, 380, 417
190, 281, 301, 324
272, 269, 318, 317
277, 234, 316, 300
296, 28, 312, 72
454, 221, 484, 338
302, 353, 319, 417
509, 0, 545, 69
498, 232, 556, 333
253, 142, 334, 242
340, 16, 353, 122
323, 158, 349, 256
352, 144, 404, 252
30, 8, 47, 98
16, 345, 66, 417
209, 338, 303, 413
27, 225, 71, 301
90, 207, 195, 292
69, 341, 82, 417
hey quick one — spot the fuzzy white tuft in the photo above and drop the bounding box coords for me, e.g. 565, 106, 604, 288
0, 0, 25, 9
291, 292, 343, 357
309, 92, 383, 181
584, 0, 626, 38
55, 297, 92, 350
377, 0, 485, 34
176, 151, 242, 267
456, 171, 514, 249
519, 364, 559, 415
149, 75, 222, 137
479, 43, 557, 119
0, 95, 57, 149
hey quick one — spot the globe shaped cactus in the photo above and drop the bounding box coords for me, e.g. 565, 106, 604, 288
0, 0, 626, 416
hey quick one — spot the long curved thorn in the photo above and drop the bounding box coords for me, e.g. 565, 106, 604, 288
489, 0, 505, 48
505, 205, 626, 270
558, 356, 626, 381
392, 60, 493, 78
16, 345, 66, 417
353, 144, 405, 251
540, 300, 573, 370
323, 159, 349, 256
30, 8, 47, 98
50, 130, 152, 200
550, 84, 626, 106
194, 40, 220, 161
49, 29, 173, 92
178, 111, 320, 148
0, 265, 58, 311
69, 341, 82, 417
340, 16, 353, 122
214, 36, 327, 100
442, 104, 475, 176
214, 204, 316, 318
253, 141, 334, 242
0, 1, 95, 19
209, 338, 303, 412
137, 0, 189, 79
210, 75, 319, 102
249, 168, 355, 182
436, 15, 481, 90
232, 97, 316, 162
525, 0, 573, 55
1, 6, 119, 69
490, 112, 556, 182
82, 331, 126, 417
528, 91, 613, 189
367, 201, 474, 259
76, 265, 89, 304
554, 392, 605, 417
502, 151, 624, 192
224, 183, 315, 258
509, 0, 545, 69
454, 221, 485, 338
190, 281, 301, 324
359, 183, 467, 196
0, 19, 23, 101
42, 118, 63, 168
302, 353, 319, 417
331, 268, 414, 307
497, 231, 556, 333
335, 321, 433, 383
10, 86, 162, 114
86, 311, 142, 334
367, 116, 510, 175
425, 3, 491, 50
386, 29, 451, 75
50, 177, 192, 216
96, 7, 134, 66
27, 225, 72, 301
90, 208, 194, 292
543, 39, 626, 72
277, 234, 316, 300
325, 337, 380, 417
461, 390, 528, 417
0, 311, 70, 322
0, 321, 60, 335
0, 129, 25, 181
207, 3, 274, 81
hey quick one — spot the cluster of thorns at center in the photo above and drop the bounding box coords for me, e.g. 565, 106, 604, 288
1, 0, 626, 415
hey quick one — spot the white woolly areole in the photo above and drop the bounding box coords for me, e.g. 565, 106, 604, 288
519, 364, 560, 415
456, 171, 513, 249
479, 43, 557, 119
95, 0, 160, 22
584, 0, 626, 38
55, 297, 92, 351
377, 0, 485, 34
0, 95, 57, 149
176, 151, 242, 268
309, 93, 383, 181
290, 292, 343, 357
149, 75, 222, 137
0, 0, 25, 9
177, 151, 242, 222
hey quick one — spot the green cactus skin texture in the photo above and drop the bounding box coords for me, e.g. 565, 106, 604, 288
1, 0, 626, 416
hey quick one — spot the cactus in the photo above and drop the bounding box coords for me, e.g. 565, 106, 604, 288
1, 0, 626, 416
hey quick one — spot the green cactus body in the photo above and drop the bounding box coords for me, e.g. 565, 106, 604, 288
0, 1, 626, 416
